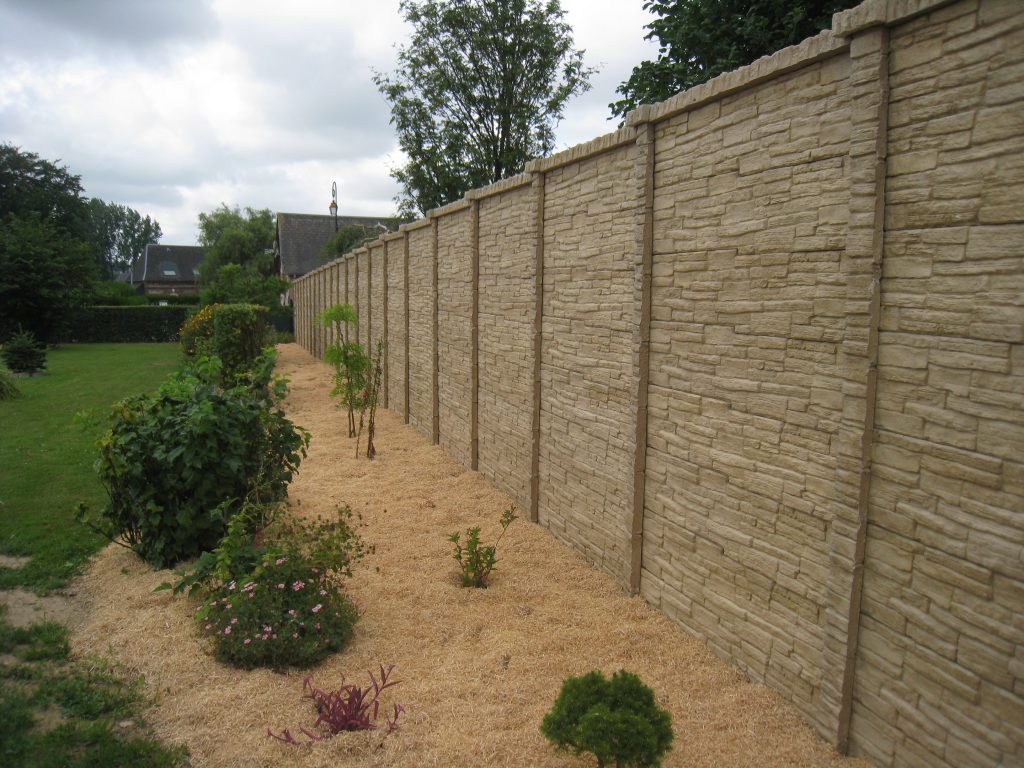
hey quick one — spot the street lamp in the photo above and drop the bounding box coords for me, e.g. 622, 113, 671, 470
329, 181, 338, 231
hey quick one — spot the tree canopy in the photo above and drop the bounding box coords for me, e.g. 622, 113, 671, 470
0, 144, 96, 341
86, 198, 163, 280
196, 204, 286, 310
375, 0, 594, 216
610, 0, 860, 120
322, 223, 378, 261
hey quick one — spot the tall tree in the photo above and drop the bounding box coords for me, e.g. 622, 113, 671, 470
86, 199, 162, 279
196, 204, 285, 309
610, 0, 859, 120
375, 0, 595, 216
0, 144, 97, 341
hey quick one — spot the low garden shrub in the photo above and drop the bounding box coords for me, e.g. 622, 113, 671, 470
541, 669, 673, 768
84, 351, 309, 568
211, 303, 268, 380
0, 363, 19, 400
160, 505, 366, 669
449, 505, 517, 588
179, 303, 219, 358
270, 666, 403, 743
197, 553, 359, 669
2, 330, 46, 374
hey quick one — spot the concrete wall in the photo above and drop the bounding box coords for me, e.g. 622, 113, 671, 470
288, 1, 1022, 764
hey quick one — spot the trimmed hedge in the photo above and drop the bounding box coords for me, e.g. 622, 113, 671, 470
64, 305, 192, 343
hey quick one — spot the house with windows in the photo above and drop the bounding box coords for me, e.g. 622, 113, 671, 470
273, 213, 401, 280
129, 244, 205, 295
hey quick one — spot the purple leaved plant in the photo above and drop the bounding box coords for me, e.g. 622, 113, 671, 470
269, 664, 404, 744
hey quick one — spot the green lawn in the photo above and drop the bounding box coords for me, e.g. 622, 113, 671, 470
0, 344, 182, 592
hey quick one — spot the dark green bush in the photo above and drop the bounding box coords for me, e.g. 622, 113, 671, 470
212, 303, 268, 379
0, 363, 19, 400
63, 305, 191, 343
541, 670, 673, 768
146, 293, 201, 306
1, 330, 47, 373
88, 352, 309, 568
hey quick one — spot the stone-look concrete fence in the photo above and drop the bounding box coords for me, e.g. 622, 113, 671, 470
288, 0, 1022, 764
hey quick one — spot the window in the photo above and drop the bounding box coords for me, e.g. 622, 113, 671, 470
159, 261, 178, 277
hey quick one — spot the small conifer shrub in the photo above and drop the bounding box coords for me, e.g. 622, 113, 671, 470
541, 669, 673, 768
2, 329, 47, 374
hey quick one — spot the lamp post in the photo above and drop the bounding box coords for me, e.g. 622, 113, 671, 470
329, 181, 338, 231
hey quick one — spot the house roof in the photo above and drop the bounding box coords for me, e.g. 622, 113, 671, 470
131, 244, 205, 284
275, 213, 402, 278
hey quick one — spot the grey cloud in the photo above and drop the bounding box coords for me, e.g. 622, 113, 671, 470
0, 0, 216, 57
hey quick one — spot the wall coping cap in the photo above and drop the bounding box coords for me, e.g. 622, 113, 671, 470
399, 219, 432, 233
525, 127, 637, 174
427, 198, 472, 218
465, 172, 533, 200
832, 0, 958, 37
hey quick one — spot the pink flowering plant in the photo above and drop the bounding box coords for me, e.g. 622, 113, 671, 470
183, 505, 367, 669
197, 553, 359, 669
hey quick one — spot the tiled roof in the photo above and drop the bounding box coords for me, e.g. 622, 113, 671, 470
275, 213, 402, 278
131, 245, 205, 284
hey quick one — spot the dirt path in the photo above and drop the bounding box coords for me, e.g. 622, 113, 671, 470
70, 344, 871, 767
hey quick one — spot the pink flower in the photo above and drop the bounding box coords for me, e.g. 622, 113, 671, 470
319, 589, 327, 596
224, 627, 232, 635
315, 622, 321, 630
244, 638, 251, 645
204, 624, 211, 631
292, 580, 304, 591
230, 618, 238, 624
277, 583, 285, 589
276, 557, 287, 565
312, 604, 322, 614
288, 609, 297, 616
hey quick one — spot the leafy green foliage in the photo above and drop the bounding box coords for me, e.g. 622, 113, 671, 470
196, 204, 285, 310
319, 304, 369, 439
211, 303, 269, 380
194, 508, 366, 669
179, 303, 218, 358
87, 280, 148, 306
610, 0, 860, 119
322, 223, 378, 260
374, 0, 594, 216
85, 353, 309, 568
0, 362, 20, 400
2, 329, 47, 373
449, 505, 517, 588
84, 198, 162, 280
541, 670, 674, 768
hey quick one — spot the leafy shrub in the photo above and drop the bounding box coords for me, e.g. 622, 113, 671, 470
162, 504, 366, 598
86, 353, 309, 568
319, 304, 369, 438
449, 505, 517, 588
0, 363, 19, 400
212, 303, 268, 379
179, 303, 219, 358
270, 666, 403, 744
541, 670, 673, 768
2, 329, 46, 374
197, 554, 359, 669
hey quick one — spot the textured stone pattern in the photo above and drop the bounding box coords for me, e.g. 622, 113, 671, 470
478, 186, 536, 509
386, 239, 406, 414
407, 227, 433, 438
284, 3, 1022, 762
369, 244, 386, 365
851, 2, 1024, 766
642, 55, 852, 729
539, 146, 636, 585
436, 209, 473, 467
357, 251, 369, 351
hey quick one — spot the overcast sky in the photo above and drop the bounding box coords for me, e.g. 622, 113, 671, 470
0, 0, 660, 244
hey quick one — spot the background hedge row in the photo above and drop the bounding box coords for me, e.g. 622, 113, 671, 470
63, 306, 192, 343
